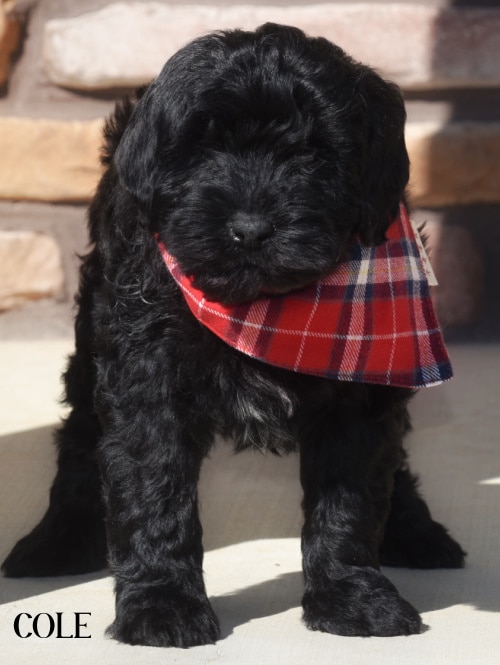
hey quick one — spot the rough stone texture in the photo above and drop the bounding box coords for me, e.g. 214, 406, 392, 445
431, 8, 500, 89
0, 230, 65, 310
0, 5, 5, 62
407, 122, 500, 207
0, 200, 88, 300
42, 3, 500, 91
0, 2, 24, 89
0, 3, 7, 85
422, 221, 483, 328
412, 204, 500, 340
0, 117, 104, 202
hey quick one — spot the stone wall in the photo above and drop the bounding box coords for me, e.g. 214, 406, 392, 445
1, 0, 499, 336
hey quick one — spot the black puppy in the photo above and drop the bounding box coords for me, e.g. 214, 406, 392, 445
3, 24, 465, 646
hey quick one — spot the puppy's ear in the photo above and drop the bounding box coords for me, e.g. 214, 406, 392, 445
356, 71, 409, 245
113, 83, 164, 206
113, 35, 226, 206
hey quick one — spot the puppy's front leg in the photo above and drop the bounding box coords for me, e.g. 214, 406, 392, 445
299, 392, 422, 637
95, 349, 219, 648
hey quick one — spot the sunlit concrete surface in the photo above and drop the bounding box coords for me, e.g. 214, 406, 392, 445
1, 340, 499, 664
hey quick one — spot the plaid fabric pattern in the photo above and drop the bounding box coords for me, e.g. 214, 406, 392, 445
157, 204, 453, 388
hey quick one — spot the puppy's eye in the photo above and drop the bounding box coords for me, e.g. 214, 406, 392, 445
202, 117, 226, 150
206, 117, 217, 136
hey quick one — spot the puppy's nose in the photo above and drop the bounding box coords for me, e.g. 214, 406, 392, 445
230, 213, 274, 250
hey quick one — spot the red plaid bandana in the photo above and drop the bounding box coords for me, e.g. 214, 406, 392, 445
157, 204, 453, 388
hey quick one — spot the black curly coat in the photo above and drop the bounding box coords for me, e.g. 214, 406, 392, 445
3, 24, 465, 647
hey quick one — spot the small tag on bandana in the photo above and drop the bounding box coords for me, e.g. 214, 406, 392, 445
410, 218, 438, 286
157, 204, 453, 389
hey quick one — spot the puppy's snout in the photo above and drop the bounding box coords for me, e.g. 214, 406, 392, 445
230, 213, 274, 250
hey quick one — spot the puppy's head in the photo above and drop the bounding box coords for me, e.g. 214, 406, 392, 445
115, 23, 409, 304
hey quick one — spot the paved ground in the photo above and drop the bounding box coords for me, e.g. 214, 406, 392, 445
0, 339, 499, 664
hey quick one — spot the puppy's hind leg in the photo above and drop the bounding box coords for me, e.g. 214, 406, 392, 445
379, 465, 466, 569
2, 258, 107, 577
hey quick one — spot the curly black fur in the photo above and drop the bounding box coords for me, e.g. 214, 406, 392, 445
2, 24, 465, 647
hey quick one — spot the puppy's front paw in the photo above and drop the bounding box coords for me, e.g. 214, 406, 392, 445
303, 569, 422, 637
108, 586, 220, 648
